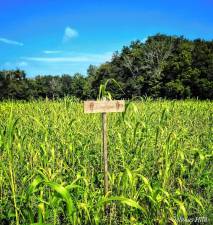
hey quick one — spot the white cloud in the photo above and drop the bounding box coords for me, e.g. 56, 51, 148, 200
25, 56, 89, 62
3, 61, 28, 68
24, 52, 112, 63
21, 52, 112, 76
63, 26, 78, 42
0, 37, 24, 46
43, 50, 62, 54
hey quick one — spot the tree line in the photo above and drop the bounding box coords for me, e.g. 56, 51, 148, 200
0, 34, 213, 100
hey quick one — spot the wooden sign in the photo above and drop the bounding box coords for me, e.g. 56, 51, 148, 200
84, 100, 125, 113
84, 99, 125, 215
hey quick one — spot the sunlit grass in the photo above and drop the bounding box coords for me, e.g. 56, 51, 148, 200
0, 98, 212, 224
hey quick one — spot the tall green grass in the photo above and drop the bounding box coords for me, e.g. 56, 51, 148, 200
0, 99, 212, 224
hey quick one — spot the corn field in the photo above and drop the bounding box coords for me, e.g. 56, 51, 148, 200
0, 99, 212, 225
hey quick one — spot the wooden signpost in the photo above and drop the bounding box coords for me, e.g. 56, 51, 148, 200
84, 100, 125, 212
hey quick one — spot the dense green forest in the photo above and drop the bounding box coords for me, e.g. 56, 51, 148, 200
0, 34, 213, 100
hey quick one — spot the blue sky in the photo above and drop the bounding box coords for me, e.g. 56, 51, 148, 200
0, 0, 212, 77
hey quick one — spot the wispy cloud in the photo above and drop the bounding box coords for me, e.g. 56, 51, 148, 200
43, 50, 62, 54
24, 52, 112, 63
63, 26, 78, 42
25, 57, 90, 62
20, 52, 112, 76
0, 37, 24, 46
3, 61, 28, 68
